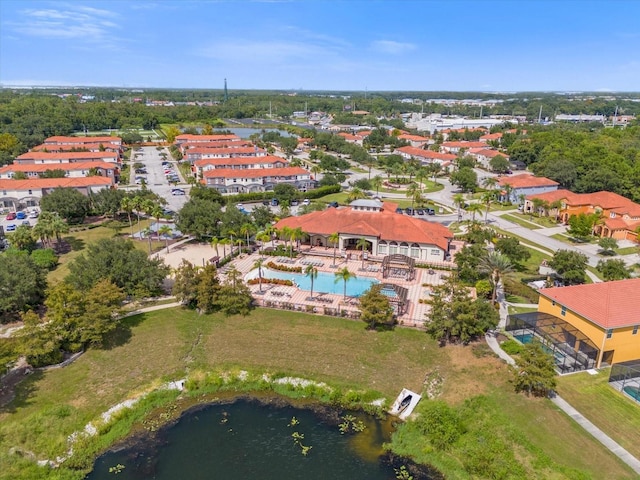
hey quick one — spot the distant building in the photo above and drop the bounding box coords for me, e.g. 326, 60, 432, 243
0, 177, 113, 210
497, 174, 559, 204
202, 166, 315, 193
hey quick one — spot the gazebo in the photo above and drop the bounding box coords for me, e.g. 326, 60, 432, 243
379, 283, 409, 315
381, 254, 416, 281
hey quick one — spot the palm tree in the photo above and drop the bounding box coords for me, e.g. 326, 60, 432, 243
288, 227, 305, 257
453, 193, 465, 220
131, 195, 144, 230
226, 229, 237, 257
219, 238, 230, 258
482, 177, 498, 190
481, 191, 495, 223
49, 214, 69, 248
356, 237, 369, 270
253, 258, 266, 293
371, 175, 383, 196
305, 265, 318, 299
151, 204, 164, 228
143, 226, 154, 255
329, 232, 340, 266
347, 187, 366, 202
334, 266, 354, 301
311, 164, 322, 182
466, 203, 484, 223
406, 182, 422, 209
279, 225, 292, 253
479, 251, 514, 304
242, 223, 256, 250
158, 224, 173, 252
210, 236, 220, 257
120, 197, 134, 237
33, 211, 55, 247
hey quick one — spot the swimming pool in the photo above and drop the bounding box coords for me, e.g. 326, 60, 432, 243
248, 268, 378, 297
623, 386, 640, 402
514, 332, 566, 363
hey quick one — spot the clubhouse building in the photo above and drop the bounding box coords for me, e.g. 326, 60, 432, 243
274, 199, 455, 263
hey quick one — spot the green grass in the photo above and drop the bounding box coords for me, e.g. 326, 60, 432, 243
550, 233, 597, 245
558, 369, 640, 460
505, 293, 535, 304
0, 308, 636, 479
508, 306, 538, 315
507, 213, 560, 228
502, 213, 543, 229
47, 219, 163, 285
615, 246, 639, 256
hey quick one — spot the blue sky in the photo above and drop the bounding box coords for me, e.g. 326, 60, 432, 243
1, 0, 639, 92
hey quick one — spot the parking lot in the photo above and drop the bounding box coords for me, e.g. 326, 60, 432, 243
1, 208, 39, 235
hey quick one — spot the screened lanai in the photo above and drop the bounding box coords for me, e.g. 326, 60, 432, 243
506, 312, 599, 373
609, 361, 640, 404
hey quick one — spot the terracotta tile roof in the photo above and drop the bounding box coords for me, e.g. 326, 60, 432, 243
527, 190, 640, 217
186, 146, 266, 156
525, 189, 574, 203
539, 278, 640, 329
0, 176, 113, 190
16, 151, 119, 161
0, 161, 117, 173
472, 149, 508, 158
275, 206, 453, 251
194, 156, 286, 168
338, 133, 360, 141
181, 140, 249, 149
480, 133, 503, 141
203, 166, 309, 179
396, 146, 456, 162
175, 134, 240, 142
398, 134, 429, 142
442, 141, 487, 149
32, 143, 120, 152
44, 136, 121, 144
498, 174, 558, 189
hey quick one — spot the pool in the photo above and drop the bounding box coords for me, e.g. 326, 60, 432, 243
514, 332, 566, 363
623, 386, 640, 402
248, 268, 378, 297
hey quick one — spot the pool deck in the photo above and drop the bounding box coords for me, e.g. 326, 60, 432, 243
160, 242, 450, 327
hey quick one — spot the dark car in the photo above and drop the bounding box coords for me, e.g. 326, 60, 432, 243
395, 207, 403, 214
416, 209, 425, 215
405, 207, 414, 215
270, 198, 280, 206
426, 207, 436, 215
171, 188, 186, 196
290, 200, 299, 206
328, 201, 339, 208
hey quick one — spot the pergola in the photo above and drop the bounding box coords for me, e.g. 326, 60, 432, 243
379, 283, 409, 315
381, 254, 415, 281
506, 312, 599, 373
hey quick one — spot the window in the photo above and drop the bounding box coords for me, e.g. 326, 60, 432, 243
606, 329, 613, 339
561, 306, 566, 316
377, 244, 387, 255
430, 249, 440, 255
633, 326, 638, 335
410, 247, 420, 257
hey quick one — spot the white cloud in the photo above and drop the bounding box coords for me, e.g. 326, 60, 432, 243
10, 4, 120, 44
371, 40, 416, 55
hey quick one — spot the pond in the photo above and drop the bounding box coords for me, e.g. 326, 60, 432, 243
85, 398, 422, 480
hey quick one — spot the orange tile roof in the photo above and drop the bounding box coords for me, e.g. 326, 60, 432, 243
175, 134, 240, 142
0, 176, 113, 190
32, 143, 120, 152
203, 166, 309, 179
16, 151, 119, 161
498, 174, 558, 189
0, 161, 117, 173
398, 134, 429, 142
187, 146, 266, 155
527, 190, 640, 217
539, 278, 640, 329
275, 205, 453, 251
45, 136, 121, 144
480, 133, 503, 141
442, 141, 487, 149
194, 156, 286, 168
473, 149, 508, 158
181, 140, 250, 149
396, 146, 456, 161
338, 133, 360, 141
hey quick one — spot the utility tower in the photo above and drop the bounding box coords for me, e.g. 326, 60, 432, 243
224, 78, 228, 102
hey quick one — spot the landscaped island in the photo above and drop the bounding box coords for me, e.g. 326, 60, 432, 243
0, 307, 636, 480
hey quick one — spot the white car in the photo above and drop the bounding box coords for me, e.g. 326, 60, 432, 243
302, 199, 310, 205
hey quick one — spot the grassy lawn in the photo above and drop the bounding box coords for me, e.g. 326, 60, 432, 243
502, 213, 543, 229
508, 305, 538, 314
550, 233, 597, 245
505, 293, 535, 304
492, 227, 555, 256
47, 219, 163, 285
558, 369, 640, 460
615, 246, 639, 255
0, 308, 636, 479
508, 213, 560, 228
489, 203, 519, 211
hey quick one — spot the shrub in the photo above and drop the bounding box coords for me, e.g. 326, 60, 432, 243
500, 339, 523, 355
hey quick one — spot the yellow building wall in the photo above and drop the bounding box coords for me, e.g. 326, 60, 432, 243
538, 296, 640, 366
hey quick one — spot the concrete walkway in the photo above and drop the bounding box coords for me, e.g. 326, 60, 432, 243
488, 286, 640, 475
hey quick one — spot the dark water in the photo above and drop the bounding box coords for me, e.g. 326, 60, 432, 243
86, 399, 402, 480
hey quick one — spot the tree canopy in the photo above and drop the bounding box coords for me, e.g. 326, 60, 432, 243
513, 341, 557, 397
358, 284, 395, 330
40, 187, 91, 223
66, 238, 169, 297
0, 252, 47, 319
549, 250, 588, 285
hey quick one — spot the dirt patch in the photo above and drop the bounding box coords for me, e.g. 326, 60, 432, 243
0, 364, 32, 408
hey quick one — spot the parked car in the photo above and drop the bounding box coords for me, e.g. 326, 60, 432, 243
302, 199, 310, 205
171, 188, 186, 196
426, 207, 436, 215
29, 210, 39, 218
395, 207, 403, 214
5, 224, 16, 232
405, 207, 414, 215
16, 211, 26, 220
290, 200, 299, 206
270, 198, 280, 206
5, 212, 16, 220
21, 220, 30, 227
416, 209, 425, 215
328, 201, 339, 208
